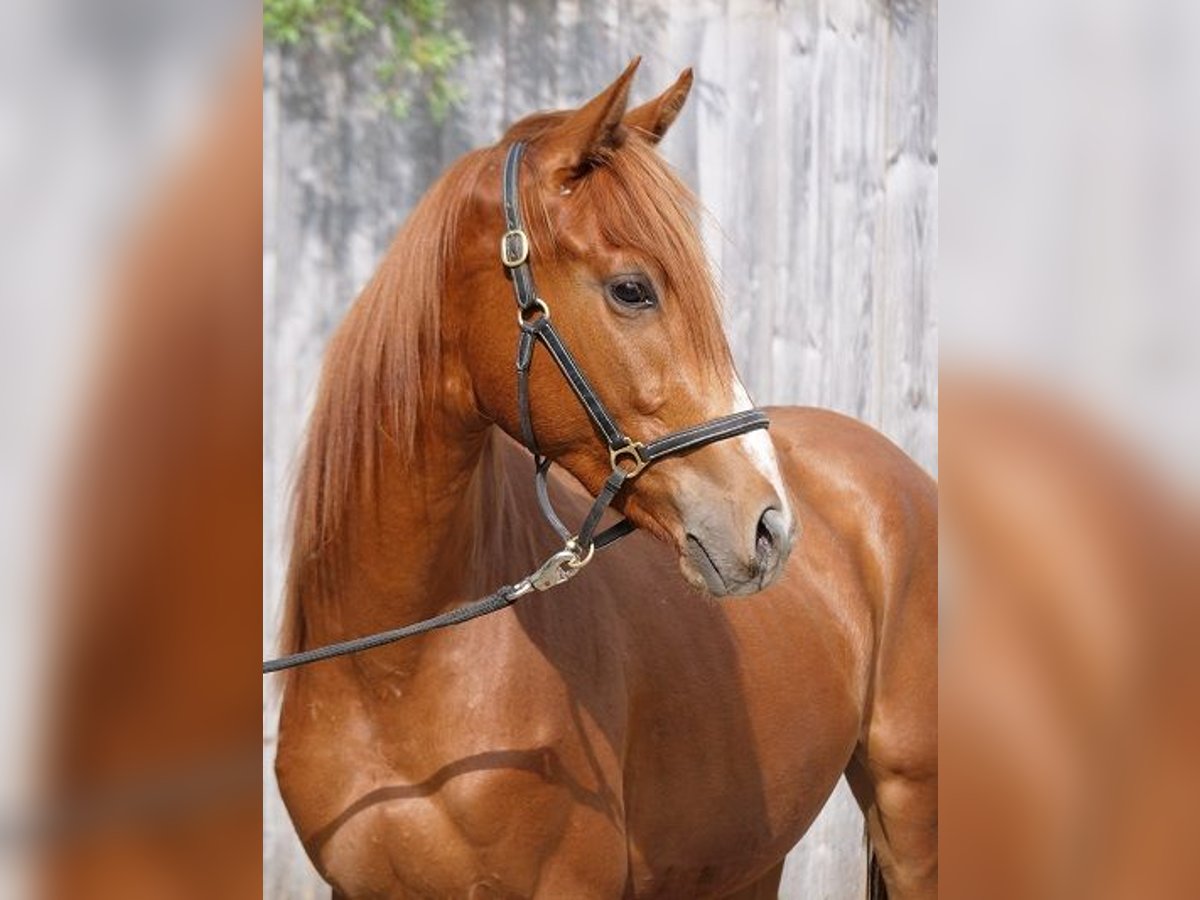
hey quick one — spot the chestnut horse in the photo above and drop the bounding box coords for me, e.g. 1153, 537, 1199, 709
274, 60, 937, 899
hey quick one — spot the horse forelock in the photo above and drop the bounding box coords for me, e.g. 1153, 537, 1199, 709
520, 134, 732, 372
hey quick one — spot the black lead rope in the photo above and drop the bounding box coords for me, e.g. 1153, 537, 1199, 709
261, 141, 768, 675
262, 587, 522, 675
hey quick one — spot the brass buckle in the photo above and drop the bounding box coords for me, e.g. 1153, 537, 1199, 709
610, 440, 648, 478
500, 228, 530, 268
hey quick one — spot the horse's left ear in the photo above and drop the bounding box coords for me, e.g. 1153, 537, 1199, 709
539, 57, 641, 183
624, 68, 694, 145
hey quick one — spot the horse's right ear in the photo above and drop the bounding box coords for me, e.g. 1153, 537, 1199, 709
624, 68, 693, 145
538, 58, 641, 185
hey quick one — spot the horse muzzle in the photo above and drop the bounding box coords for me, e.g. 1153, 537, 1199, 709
680, 502, 795, 597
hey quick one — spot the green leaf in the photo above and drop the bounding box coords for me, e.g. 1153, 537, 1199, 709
264, 0, 470, 121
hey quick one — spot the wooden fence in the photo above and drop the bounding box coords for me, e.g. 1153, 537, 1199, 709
264, 0, 937, 895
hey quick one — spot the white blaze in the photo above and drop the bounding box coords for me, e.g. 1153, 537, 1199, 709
730, 377, 791, 516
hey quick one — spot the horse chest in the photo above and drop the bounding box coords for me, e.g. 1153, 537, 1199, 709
614, 605, 863, 896
280, 572, 864, 898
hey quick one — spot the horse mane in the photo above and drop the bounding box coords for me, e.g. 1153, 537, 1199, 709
279, 148, 492, 657
279, 124, 726, 657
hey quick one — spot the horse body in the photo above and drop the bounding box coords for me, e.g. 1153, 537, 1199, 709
274, 61, 936, 899
277, 413, 934, 899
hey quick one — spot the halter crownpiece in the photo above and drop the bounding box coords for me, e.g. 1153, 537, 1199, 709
501, 140, 770, 570
261, 141, 770, 674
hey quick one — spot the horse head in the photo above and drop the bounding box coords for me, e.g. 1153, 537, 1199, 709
445, 60, 795, 596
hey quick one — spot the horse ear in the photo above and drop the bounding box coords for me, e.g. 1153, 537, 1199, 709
624, 68, 693, 145
539, 57, 641, 182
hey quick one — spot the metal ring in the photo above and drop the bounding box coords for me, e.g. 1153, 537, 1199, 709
565, 537, 595, 569
609, 440, 648, 478
517, 297, 550, 327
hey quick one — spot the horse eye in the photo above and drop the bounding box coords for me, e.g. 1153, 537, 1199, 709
607, 278, 657, 309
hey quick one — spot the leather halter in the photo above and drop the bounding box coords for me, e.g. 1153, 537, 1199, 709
261, 142, 769, 674
501, 140, 769, 583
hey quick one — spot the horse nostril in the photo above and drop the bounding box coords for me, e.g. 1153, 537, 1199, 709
756, 514, 774, 562
754, 507, 792, 579
755, 507, 777, 567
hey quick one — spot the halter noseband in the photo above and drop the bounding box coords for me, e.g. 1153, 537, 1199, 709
500, 141, 769, 590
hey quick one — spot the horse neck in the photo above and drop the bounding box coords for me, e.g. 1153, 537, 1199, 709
303, 408, 504, 666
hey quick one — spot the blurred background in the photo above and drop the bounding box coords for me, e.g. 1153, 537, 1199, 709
940, 1, 1198, 897
0, 0, 260, 897
1, 0, 1194, 895
262, 0, 937, 896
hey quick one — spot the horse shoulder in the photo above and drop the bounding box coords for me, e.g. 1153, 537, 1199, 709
767, 405, 935, 592
767, 406, 937, 770
277, 661, 630, 898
